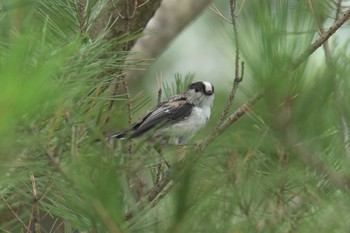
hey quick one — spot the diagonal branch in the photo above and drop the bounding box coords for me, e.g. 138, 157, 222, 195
292, 7, 350, 69
196, 92, 263, 152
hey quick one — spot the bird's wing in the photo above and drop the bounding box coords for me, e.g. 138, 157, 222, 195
130, 98, 194, 138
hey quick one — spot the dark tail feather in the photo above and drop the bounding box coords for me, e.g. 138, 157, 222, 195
110, 131, 127, 139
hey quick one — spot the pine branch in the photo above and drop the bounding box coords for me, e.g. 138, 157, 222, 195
292, 6, 350, 69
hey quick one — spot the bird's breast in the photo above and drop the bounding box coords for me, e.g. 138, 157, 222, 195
168, 106, 211, 135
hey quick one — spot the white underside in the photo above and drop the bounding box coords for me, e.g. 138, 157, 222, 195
161, 105, 211, 145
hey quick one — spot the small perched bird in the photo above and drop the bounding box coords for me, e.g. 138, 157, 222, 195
112, 81, 214, 145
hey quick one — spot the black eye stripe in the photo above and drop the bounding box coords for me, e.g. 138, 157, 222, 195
189, 82, 205, 92
188, 82, 214, 95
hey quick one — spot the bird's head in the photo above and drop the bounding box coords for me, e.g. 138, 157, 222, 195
185, 81, 215, 107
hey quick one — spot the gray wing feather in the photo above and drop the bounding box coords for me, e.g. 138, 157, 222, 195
130, 101, 193, 138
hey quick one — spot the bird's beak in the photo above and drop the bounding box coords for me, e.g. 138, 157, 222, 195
205, 90, 213, 96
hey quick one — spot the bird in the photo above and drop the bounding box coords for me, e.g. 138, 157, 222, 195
111, 81, 215, 146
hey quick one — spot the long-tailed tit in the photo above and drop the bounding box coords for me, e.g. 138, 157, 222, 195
112, 81, 214, 145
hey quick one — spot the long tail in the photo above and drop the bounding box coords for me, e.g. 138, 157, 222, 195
110, 131, 127, 139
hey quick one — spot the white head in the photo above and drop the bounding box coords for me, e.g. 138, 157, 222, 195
185, 81, 215, 107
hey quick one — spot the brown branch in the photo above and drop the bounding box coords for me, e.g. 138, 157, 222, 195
125, 175, 173, 223
215, 0, 244, 131
196, 92, 263, 153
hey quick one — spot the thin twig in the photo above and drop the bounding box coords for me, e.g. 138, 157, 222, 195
233, 0, 246, 17
146, 175, 171, 202
215, 0, 243, 131
335, 0, 343, 20
78, 0, 87, 35
123, 80, 133, 130
1, 195, 31, 232
46, 149, 74, 185
39, 193, 64, 221
123, 79, 133, 153
30, 172, 41, 233
113, 0, 138, 50
155, 163, 162, 184
137, 0, 150, 8
209, 3, 231, 23
156, 72, 163, 104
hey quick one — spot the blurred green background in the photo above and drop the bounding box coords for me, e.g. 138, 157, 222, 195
1, 0, 350, 232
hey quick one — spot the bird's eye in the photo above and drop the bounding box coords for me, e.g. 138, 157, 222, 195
195, 87, 201, 92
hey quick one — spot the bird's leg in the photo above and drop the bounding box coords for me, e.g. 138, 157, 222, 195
154, 145, 171, 169
154, 143, 171, 179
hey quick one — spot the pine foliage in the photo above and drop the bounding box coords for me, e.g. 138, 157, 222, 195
0, 0, 350, 232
